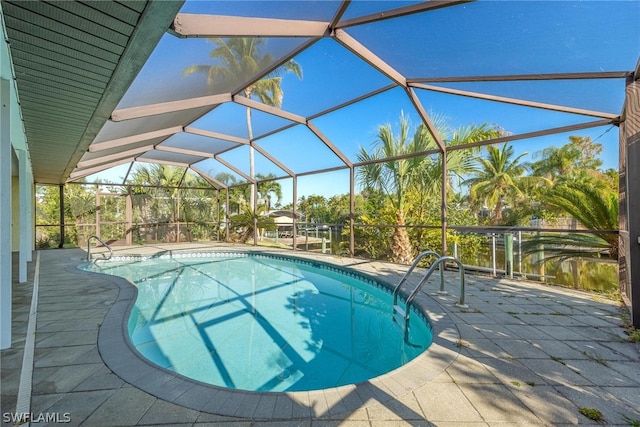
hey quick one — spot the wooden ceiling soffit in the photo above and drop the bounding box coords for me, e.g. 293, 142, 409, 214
172, 14, 328, 37
111, 94, 232, 121
76, 144, 155, 169
232, 96, 306, 124
68, 157, 135, 181
64, 0, 186, 181
411, 83, 620, 119
333, 29, 406, 87
89, 126, 183, 152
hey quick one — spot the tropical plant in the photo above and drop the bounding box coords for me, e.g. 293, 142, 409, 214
228, 204, 275, 244
522, 181, 619, 261
418, 123, 506, 195
465, 143, 548, 225
129, 164, 183, 238
36, 184, 96, 247
128, 164, 217, 242
357, 113, 429, 264
256, 173, 282, 212
357, 113, 505, 264
531, 136, 603, 184
298, 194, 331, 224
184, 37, 302, 209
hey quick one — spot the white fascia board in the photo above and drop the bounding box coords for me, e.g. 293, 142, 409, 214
173, 13, 328, 37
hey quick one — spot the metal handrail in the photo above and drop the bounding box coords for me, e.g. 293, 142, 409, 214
392, 250, 443, 306
393, 255, 468, 335
405, 256, 467, 309
87, 235, 113, 262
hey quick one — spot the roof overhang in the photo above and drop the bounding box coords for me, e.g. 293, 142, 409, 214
0, 0, 184, 184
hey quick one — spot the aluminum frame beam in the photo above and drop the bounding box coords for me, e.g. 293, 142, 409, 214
172, 13, 329, 38
110, 94, 232, 121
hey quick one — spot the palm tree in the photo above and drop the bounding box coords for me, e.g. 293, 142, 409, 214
522, 181, 619, 261
358, 114, 505, 264
418, 123, 506, 196
465, 143, 546, 224
229, 203, 275, 244
531, 136, 603, 184
129, 164, 186, 241
256, 173, 282, 212
357, 113, 424, 264
184, 38, 302, 209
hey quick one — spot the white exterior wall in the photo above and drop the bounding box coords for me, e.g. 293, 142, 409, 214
1, 8, 34, 349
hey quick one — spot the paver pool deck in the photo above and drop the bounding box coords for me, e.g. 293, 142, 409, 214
2, 243, 639, 426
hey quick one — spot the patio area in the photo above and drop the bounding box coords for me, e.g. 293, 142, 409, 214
2, 244, 639, 426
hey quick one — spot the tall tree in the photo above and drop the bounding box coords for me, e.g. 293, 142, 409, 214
298, 195, 329, 224
184, 38, 302, 210
256, 173, 282, 212
531, 136, 603, 183
522, 180, 619, 261
357, 113, 423, 264
358, 113, 505, 263
129, 164, 187, 241
465, 143, 546, 224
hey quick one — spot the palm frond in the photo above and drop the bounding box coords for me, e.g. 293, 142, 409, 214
521, 232, 613, 262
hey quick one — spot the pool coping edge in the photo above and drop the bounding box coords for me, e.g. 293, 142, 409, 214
79, 248, 461, 420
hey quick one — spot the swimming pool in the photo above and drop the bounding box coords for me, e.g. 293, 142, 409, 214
84, 252, 433, 392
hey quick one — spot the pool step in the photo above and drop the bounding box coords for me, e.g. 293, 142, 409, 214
393, 304, 407, 327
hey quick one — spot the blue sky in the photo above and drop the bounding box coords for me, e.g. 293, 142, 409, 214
91, 0, 638, 200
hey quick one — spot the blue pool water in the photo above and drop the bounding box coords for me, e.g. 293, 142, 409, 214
83, 252, 433, 392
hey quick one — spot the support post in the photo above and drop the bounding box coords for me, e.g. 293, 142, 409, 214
292, 176, 298, 251
1, 78, 12, 349
27, 168, 33, 262
95, 189, 100, 239
216, 189, 220, 241
125, 189, 132, 245
441, 150, 448, 256
225, 189, 230, 242
18, 149, 29, 283
619, 73, 640, 327
349, 166, 355, 258
491, 234, 497, 276
504, 232, 514, 279
536, 231, 545, 280
252, 181, 258, 245
518, 230, 522, 275
58, 184, 65, 248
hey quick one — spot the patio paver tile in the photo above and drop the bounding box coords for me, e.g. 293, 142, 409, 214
3, 247, 639, 427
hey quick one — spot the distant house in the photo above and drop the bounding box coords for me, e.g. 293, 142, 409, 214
268, 210, 301, 238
